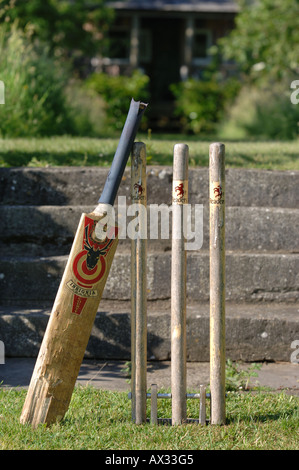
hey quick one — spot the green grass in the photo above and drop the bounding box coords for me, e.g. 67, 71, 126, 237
0, 387, 298, 450
0, 135, 298, 170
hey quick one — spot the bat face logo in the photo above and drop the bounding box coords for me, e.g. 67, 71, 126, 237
175, 183, 184, 198
73, 220, 114, 286
68, 216, 118, 315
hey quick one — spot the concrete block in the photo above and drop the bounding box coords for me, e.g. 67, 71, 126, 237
1, 252, 298, 304
1, 167, 299, 207
1, 205, 298, 256
0, 302, 298, 362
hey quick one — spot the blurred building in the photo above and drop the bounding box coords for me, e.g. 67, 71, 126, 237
102, 0, 238, 127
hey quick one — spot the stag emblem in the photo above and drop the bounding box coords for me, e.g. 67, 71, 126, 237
84, 225, 113, 270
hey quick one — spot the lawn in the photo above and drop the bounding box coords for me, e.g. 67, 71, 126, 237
0, 135, 298, 170
0, 387, 298, 450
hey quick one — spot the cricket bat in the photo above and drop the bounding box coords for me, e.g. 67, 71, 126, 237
20, 99, 147, 428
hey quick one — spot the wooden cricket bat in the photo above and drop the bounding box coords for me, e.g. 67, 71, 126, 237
20, 99, 147, 428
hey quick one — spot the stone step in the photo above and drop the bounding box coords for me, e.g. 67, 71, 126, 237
1, 251, 298, 304
1, 205, 298, 256
1, 167, 298, 208
0, 301, 298, 362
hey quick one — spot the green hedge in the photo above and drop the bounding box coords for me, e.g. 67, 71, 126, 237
218, 82, 299, 141
171, 77, 241, 134
86, 70, 150, 132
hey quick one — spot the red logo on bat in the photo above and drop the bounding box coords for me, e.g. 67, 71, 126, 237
69, 216, 117, 315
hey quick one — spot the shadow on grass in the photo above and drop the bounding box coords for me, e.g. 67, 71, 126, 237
0, 150, 115, 167
226, 402, 297, 425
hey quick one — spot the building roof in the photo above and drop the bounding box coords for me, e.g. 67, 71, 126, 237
107, 0, 239, 13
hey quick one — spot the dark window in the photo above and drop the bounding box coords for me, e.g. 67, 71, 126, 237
107, 18, 131, 60
109, 31, 130, 59
193, 32, 209, 58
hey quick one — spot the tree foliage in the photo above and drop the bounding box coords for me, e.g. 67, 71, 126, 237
0, 0, 114, 67
219, 0, 299, 83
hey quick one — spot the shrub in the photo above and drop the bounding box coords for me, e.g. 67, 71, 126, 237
0, 21, 74, 137
170, 77, 240, 134
218, 81, 299, 140
64, 80, 107, 137
86, 70, 150, 132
